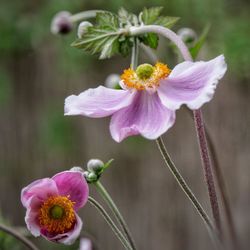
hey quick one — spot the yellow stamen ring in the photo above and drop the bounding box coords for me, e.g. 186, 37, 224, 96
121, 62, 171, 91
39, 196, 76, 234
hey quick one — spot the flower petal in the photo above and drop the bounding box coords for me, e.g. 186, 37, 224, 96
41, 213, 83, 245
52, 171, 89, 210
24, 196, 43, 237
21, 178, 58, 208
158, 55, 227, 110
64, 86, 135, 118
110, 92, 176, 142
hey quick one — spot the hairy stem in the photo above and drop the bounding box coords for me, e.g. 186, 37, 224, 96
129, 25, 222, 234
70, 10, 104, 23
0, 223, 39, 250
94, 181, 137, 250
131, 38, 139, 70
88, 196, 133, 250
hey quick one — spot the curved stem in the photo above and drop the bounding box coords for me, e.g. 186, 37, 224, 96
94, 182, 137, 250
70, 10, 104, 23
129, 24, 222, 235
0, 223, 39, 250
88, 196, 132, 250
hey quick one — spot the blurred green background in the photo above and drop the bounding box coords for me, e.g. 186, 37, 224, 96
0, 0, 250, 249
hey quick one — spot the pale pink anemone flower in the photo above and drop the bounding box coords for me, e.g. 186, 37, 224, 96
65, 56, 227, 142
21, 170, 89, 245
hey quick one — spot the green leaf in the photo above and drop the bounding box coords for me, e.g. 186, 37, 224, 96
71, 12, 121, 59
154, 16, 180, 28
141, 33, 159, 49
140, 7, 180, 49
141, 7, 163, 25
189, 24, 211, 59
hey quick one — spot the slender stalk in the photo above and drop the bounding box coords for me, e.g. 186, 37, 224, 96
131, 38, 139, 70
94, 181, 137, 250
129, 25, 222, 234
156, 137, 214, 231
70, 10, 104, 23
0, 223, 39, 250
185, 107, 238, 248
88, 196, 133, 250
193, 110, 221, 232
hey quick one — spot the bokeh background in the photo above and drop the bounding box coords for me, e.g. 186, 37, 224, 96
0, 0, 250, 249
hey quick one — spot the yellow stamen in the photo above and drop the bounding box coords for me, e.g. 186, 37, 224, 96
121, 62, 171, 91
39, 196, 76, 234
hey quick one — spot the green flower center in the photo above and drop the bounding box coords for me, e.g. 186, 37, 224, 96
50, 205, 65, 219
136, 64, 154, 80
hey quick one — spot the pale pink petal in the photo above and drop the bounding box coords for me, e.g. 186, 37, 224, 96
64, 86, 136, 118
110, 92, 176, 142
41, 213, 83, 245
21, 178, 58, 208
52, 171, 89, 210
158, 55, 227, 110
24, 196, 42, 237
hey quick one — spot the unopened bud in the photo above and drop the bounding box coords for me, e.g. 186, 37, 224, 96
177, 28, 197, 46
77, 21, 93, 38
84, 171, 98, 183
87, 159, 104, 173
51, 11, 73, 35
70, 166, 84, 173
105, 74, 121, 89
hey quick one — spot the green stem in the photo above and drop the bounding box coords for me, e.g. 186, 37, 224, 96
88, 196, 132, 250
0, 223, 39, 250
131, 38, 139, 70
94, 181, 137, 250
156, 137, 222, 248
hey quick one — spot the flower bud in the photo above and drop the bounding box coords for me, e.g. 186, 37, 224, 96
77, 21, 93, 38
70, 166, 84, 173
51, 11, 73, 35
177, 28, 197, 46
105, 74, 121, 89
84, 171, 98, 183
87, 159, 104, 173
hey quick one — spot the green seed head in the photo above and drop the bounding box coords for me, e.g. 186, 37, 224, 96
136, 64, 154, 80
50, 205, 64, 219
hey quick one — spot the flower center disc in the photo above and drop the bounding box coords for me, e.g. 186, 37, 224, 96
39, 196, 76, 234
121, 62, 171, 91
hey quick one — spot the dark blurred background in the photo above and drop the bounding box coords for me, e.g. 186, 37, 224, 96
0, 0, 250, 249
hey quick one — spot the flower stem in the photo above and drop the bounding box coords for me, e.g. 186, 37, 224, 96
129, 24, 222, 235
193, 109, 221, 232
156, 137, 214, 231
0, 223, 39, 250
94, 181, 137, 250
131, 38, 139, 70
70, 10, 104, 23
88, 196, 133, 250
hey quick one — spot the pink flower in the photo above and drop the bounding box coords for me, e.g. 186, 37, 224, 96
65, 56, 226, 142
21, 170, 89, 245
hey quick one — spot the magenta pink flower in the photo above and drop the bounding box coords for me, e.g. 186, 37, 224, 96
21, 170, 89, 245
65, 56, 226, 142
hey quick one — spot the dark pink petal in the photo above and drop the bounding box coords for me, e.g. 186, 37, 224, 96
158, 55, 227, 110
64, 86, 136, 118
110, 92, 176, 142
24, 196, 42, 237
21, 178, 58, 208
41, 213, 83, 245
52, 171, 89, 210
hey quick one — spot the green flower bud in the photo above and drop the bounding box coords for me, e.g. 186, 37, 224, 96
87, 159, 104, 174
